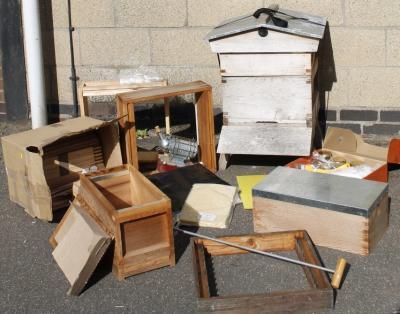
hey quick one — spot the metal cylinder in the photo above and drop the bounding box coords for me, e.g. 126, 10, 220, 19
21, 0, 47, 128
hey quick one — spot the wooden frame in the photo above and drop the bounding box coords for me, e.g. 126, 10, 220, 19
78, 80, 168, 126
192, 230, 333, 312
65, 164, 174, 280
116, 81, 217, 173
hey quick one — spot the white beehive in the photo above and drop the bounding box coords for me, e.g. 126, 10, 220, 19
206, 5, 326, 159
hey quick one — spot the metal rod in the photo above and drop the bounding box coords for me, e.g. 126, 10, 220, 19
175, 227, 335, 274
67, 0, 79, 117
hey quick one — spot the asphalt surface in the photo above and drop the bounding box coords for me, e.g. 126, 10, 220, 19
1, 121, 400, 313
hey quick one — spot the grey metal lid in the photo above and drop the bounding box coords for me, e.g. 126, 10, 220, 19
205, 5, 326, 42
252, 167, 388, 217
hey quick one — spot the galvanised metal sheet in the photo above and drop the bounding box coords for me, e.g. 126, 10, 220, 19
253, 167, 388, 217
205, 7, 326, 42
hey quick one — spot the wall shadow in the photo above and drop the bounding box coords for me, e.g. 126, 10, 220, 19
40, 0, 60, 123
317, 22, 336, 145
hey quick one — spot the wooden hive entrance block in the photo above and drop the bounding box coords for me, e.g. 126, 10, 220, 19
116, 80, 217, 172
192, 230, 333, 312
253, 167, 389, 255
52, 165, 175, 280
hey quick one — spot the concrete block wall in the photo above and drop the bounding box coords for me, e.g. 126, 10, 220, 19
44, 0, 400, 136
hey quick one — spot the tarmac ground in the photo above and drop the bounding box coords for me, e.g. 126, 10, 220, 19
0, 120, 400, 313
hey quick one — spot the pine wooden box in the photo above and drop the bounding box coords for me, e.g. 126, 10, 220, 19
206, 6, 326, 160
77, 165, 175, 280
253, 167, 389, 255
192, 230, 333, 312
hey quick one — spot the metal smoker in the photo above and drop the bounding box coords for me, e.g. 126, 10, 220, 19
155, 126, 198, 166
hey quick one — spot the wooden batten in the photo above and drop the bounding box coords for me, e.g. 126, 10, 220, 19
209, 30, 320, 53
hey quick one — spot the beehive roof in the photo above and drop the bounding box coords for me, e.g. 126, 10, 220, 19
205, 5, 326, 41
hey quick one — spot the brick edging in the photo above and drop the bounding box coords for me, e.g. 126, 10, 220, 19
322, 108, 400, 136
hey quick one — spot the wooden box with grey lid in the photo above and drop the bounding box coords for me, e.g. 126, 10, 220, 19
252, 167, 389, 255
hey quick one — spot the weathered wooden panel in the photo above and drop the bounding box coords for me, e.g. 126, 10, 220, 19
217, 124, 312, 155
219, 53, 312, 77
210, 30, 320, 53
223, 76, 312, 123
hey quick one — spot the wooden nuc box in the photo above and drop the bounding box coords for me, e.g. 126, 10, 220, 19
206, 5, 326, 159
77, 165, 175, 280
252, 167, 389, 255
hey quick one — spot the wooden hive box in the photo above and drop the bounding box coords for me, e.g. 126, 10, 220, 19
76, 165, 175, 280
206, 5, 326, 161
252, 167, 389, 255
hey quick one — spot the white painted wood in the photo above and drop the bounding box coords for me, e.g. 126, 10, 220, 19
210, 30, 319, 53
217, 124, 312, 155
222, 76, 312, 123
219, 53, 312, 77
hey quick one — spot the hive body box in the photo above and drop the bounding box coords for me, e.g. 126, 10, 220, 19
75, 165, 175, 280
252, 167, 389, 255
206, 6, 326, 158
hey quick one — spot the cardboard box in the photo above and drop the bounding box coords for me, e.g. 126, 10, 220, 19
1, 117, 122, 221
51, 200, 111, 296
287, 127, 400, 182
253, 167, 389, 255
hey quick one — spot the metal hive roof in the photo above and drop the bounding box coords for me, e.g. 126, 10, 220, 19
205, 5, 326, 42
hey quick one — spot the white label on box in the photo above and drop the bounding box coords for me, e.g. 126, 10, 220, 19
199, 212, 217, 222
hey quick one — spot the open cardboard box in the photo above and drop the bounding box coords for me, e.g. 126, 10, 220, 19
286, 127, 400, 182
1, 117, 122, 221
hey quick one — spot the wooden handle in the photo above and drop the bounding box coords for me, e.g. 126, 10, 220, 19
331, 258, 347, 289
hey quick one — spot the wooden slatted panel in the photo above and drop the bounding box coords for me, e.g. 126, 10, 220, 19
222, 76, 312, 123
